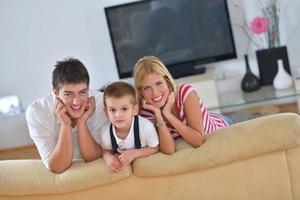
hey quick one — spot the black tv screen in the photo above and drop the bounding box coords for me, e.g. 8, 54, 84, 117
105, 0, 236, 79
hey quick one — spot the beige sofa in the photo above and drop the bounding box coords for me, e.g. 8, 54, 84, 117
1, 113, 300, 200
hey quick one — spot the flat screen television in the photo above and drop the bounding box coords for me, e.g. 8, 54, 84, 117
105, 0, 237, 79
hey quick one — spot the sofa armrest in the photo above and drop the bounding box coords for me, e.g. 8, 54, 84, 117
0, 158, 131, 196
133, 113, 300, 176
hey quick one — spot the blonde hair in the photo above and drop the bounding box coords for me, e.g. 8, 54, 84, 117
103, 81, 137, 107
133, 56, 176, 105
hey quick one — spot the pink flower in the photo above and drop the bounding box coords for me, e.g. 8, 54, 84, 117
250, 17, 269, 34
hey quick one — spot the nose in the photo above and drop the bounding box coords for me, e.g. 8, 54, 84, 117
72, 96, 81, 105
152, 87, 160, 97
114, 110, 121, 118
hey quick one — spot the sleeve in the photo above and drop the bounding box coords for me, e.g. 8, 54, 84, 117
98, 122, 112, 150
140, 108, 155, 123
141, 117, 159, 148
89, 91, 108, 144
180, 84, 196, 104
25, 104, 57, 169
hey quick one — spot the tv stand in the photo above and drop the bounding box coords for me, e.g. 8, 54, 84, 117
168, 63, 206, 79
174, 67, 219, 112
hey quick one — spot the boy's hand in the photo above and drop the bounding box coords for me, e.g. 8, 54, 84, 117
117, 149, 137, 166
104, 153, 123, 172
54, 98, 71, 126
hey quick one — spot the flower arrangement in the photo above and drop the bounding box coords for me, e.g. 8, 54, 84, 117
232, 0, 281, 50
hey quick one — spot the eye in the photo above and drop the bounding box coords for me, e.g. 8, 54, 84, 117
142, 86, 151, 92
156, 81, 164, 86
64, 93, 72, 97
80, 90, 88, 96
109, 108, 116, 113
122, 107, 129, 112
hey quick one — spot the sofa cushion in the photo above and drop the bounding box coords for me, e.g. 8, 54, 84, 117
286, 146, 300, 200
0, 158, 131, 195
133, 113, 300, 176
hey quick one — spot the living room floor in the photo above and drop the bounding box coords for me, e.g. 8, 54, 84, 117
225, 102, 300, 123
0, 102, 299, 160
0, 145, 40, 160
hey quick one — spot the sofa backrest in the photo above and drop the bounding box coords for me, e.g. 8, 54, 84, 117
133, 113, 300, 176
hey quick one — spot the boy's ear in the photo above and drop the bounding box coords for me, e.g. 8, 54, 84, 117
103, 107, 108, 118
133, 104, 139, 115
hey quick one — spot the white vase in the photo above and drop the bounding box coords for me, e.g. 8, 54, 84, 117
273, 59, 293, 90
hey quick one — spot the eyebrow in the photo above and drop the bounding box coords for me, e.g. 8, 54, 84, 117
64, 88, 88, 93
63, 91, 73, 93
80, 89, 88, 92
107, 104, 131, 108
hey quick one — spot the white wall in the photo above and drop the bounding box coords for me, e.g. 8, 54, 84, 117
0, 0, 299, 109
242, 0, 300, 64
220, 0, 300, 80
0, 113, 33, 148
1, 0, 299, 109
0, 0, 118, 109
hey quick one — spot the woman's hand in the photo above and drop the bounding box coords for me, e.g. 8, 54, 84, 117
162, 92, 175, 117
142, 99, 161, 115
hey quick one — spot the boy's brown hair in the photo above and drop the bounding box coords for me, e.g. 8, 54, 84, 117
103, 81, 137, 107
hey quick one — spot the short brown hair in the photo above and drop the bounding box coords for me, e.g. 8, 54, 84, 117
52, 57, 89, 90
103, 81, 137, 107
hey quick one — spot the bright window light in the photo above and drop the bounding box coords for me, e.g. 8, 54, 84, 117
0, 95, 22, 116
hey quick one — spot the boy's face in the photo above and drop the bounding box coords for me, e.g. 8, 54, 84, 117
53, 82, 89, 119
104, 95, 138, 132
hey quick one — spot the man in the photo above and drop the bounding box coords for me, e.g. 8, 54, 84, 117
26, 57, 107, 173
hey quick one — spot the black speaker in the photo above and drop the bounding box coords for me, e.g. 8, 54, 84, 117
256, 46, 290, 86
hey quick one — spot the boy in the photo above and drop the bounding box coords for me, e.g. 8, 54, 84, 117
101, 81, 158, 172
26, 57, 107, 173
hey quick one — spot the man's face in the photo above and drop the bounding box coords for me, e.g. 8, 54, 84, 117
54, 83, 89, 119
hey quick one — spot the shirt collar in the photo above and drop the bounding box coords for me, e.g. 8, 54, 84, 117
112, 117, 135, 143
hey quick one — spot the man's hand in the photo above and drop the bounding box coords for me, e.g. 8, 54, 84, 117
54, 98, 72, 126
117, 149, 137, 166
76, 96, 95, 125
48, 98, 73, 173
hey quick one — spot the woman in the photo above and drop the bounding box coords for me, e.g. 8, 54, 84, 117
133, 56, 233, 155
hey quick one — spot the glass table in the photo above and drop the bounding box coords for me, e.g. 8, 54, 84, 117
210, 85, 300, 113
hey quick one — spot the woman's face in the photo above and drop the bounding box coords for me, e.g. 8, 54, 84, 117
141, 73, 170, 108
